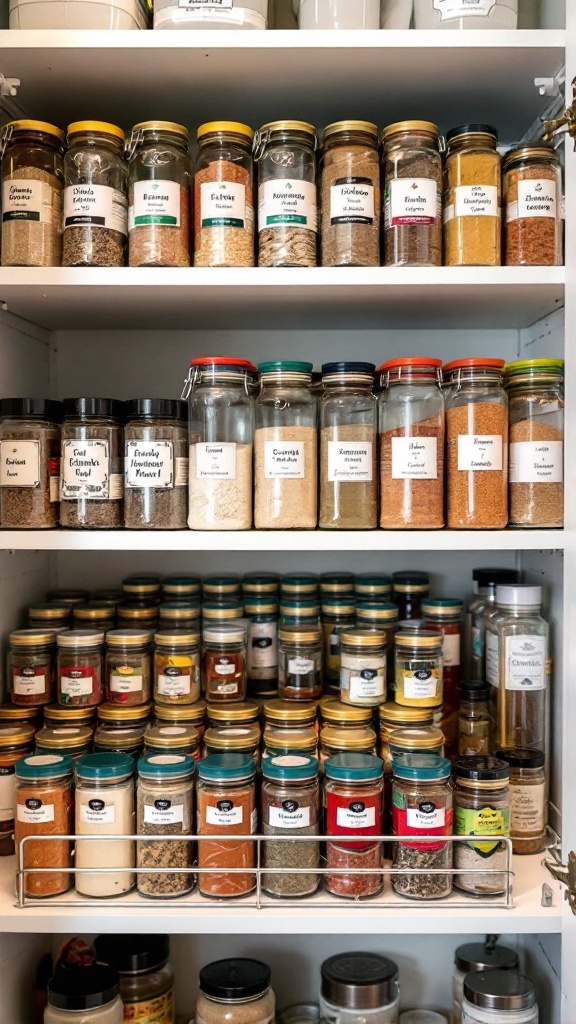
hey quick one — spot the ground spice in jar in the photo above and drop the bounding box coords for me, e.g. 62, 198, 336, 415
0, 398, 62, 528
1, 120, 64, 268
57, 629, 104, 707
254, 426, 317, 529
509, 419, 563, 527
324, 753, 384, 899
495, 747, 547, 855
444, 125, 502, 267
197, 753, 257, 899
154, 631, 201, 705
0, 724, 35, 856
194, 122, 255, 268
124, 399, 188, 530
454, 756, 510, 897
261, 753, 320, 898
127, 120, 191, 268
320, 121, 381, 267
382, 120, 442, 267
278, 625, 322, 701
137, 752, 195, 898
196, 960, 275, 1024
392, 753, 453, 900
15, 753, 74, 898
60, 398, 124, 529
9, 630, 56, 706
106, 630, 152, 706
504, 143, 561, 266
203, 625, 247, 703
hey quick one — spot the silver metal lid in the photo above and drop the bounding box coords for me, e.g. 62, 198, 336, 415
463, 971, 536, 1011
321, 954, 398, 1010
455, 942, 519, 974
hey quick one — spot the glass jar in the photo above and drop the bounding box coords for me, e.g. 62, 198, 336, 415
263, 724, 318, 760
105, 630, 152, 706
320, 121, 380, 267
466, 567, 520, 681
0, 119, 64, 267
144, 723, 200, 759
94, 934, 175, 1024
48, 587, 90, 606
454, 755, 510, 896
324, 752, 383, 899
280, 597, 320, 628
197, 960, 275, 1024
98, 701, 152, 731
495, 746, 547, 855
203, 574, 242, 601
504, 142, 561, 266
0, 398, 62, 528
264, 698, 317, 730
320, 361, 378, 529
74, 603, 115, 634
355, 603, 399, 689
281, 573, 319, 598
194, 121, 254, 268
0, 724, 35, 855
444, 359, 508, 529
505, 358, 564, 528
208, 700, 260, 729
159, 602, 200, 632
117, 603, 159, 632
377, 704, 437, 770
320, 724, 377, 766
254, 361, 317, 529
75, 751, 135, 898
124, 398, 188, 530
15, 752, 74, 898
44, 703, 96, 729
35, 724, 93, 761
127, 120, 190, 268
378, 357, 445, 528
136, 752, 195, 898
254, 120, 317, 268
204, 725, 261, 764
9, 629, 56, 706
422, 598, 463, 751
123, 576, 162, 603
320, 953, 400, 1024
245, 597, 279, 692
29, 603, 71, 629
278, 625, 322, 701
63, 120, 128, 267
155, 699, 206, 741
459, 682, 492, 756
389, 727, 445, 762
462, 972, 538, 1024
203, 625, 247, 703
60, 398, 124, 529
94, 725, 145, 759
339, 629, 387, 707
163, 575, 202, 601
243, 572, 280, 598
382, 120, 442, 268
0, 702, 43, 731
414, 0, 517, 28
321, 696, 372, 728
392, 753, 453, 900
444, 125, 501, 267
46, 966, 123, 1024
320, 572, 355, 598
154, 630, 201, 705
321, 598, 357, 688
355, 574, 392, 602
453, 943, 519, 1024
196, 753, 257, 898
57, 629, 104, 707
392, 572, 430, 620
261, 752, 320, 898
394, 631, 443, 708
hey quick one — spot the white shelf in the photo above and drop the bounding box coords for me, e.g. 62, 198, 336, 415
0, 267, 564, 330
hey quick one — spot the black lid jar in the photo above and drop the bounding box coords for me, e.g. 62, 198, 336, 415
197, 959, 275, 1024
94, 934, 174, 1016
124, 398, 188, 530
0, 398, 62, 529
46, 965, 122, 1021
60, 398, 124, 529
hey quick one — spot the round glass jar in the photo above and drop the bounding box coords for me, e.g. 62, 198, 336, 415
264, 698, 317, 730
15, 752, 74, 898
197, 754, 257, 898
444, 358, 508, 529
75, 751, 135, 898
254, 120, 318, 268
203, 574, 242, 601
321, 696, 372, 727
136, 752, 195, 898
203, 624, 247, 703
204, 724, 261, 764
321, 599, 358, 688
97, 701, 151, 730
162, 574, 202, 601
453, 944, 519, 1024
144, 723, 200, 759
392, 572, 430, 620
320, 952, 400, 1024
495, 746, 547, 855
355, 574, 392, 602
35, 724, 93, 761
159, 602, 200, 632
462, 971, 538, 1024
0, 398, 62, 528
63, 120, 127, 268
105, 629, 152, 706
392, 753, 453, 900
444, 125, 501, 267
254, 361, 318, 529
245, 597, 278, 690
459, 681, 492, 757
355, 603, 399, 689
422, 598, 463, 749
278, 625, 322, 701
154, 630, 201, 705
123, 576, 162, 603
155, 699, 206, 741
29, 602, 71, 629
0, 702, 43, 731
281, 573, 319, 598
243, 572, 280, 598
194, 121, 255, 268
0, 119, 64, 268
320, 724, 377, 766
73, 603, 115, 634
0, 723, 35, 855
324, 752, 384, 899
261, 753, 320, 898
339, 628, 387, 707
505, 358, 564, 528
263, 724, 318, 760
454, 755, 510, 896
94, 724, 145, 759
382, 120, 442, 268
504, 142, 561, 267
320, 572, 355, 598
280, 597, 320, 627
320, 121, 380, 267
394, 631, 443, 708
388, 726, 445, 762
59, 398, 124, 529
197, 959, 275, 1024
124, 398, 188, 530
9, 629, 56, 706
57, 629, 104, 707
127, 120, 191, 268
95, 934, 175, 1023
44, 703, 97, 729
117, 603, 159, 632
208, 700, 260, 729
46, 965, 123, 1024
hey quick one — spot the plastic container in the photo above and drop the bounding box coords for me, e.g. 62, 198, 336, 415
10, 0, 149, 27
293, 0, 380, 29
320, 953, 400, 1024
454, 755, 510, 897
414, 0, 517, 29
94, 934, 175, 1022
45, 966, 124, 1024
155, 0, 268, 30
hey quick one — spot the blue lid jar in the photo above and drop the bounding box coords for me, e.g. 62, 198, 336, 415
137, 752, 195, 779
15, 752, 73, 780
76, 751, 134, 781
325, 752, 383, 782
197, 752, 256, 782
262, 753, 319, 782
392, 752, 451, 781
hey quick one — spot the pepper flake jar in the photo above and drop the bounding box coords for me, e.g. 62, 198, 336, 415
392, 753, 453, 901
15, 752, 74, 898
254, 120, 318, 268
320, 120, 381, 267
194, 121, 255, 268
124, 399, 188, 530
443, 124, 502, 267
196, 753, 257, 899
63, 121, 128, 268
382, 120, 442, 267
1, 119, 64, 268
60, 398, 124, 529
127, 120, 191, 268
324, 752, 384, 899
504, 142, 562, 266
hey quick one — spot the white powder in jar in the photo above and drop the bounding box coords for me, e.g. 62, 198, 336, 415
75, 776, 135, 897
188, 442, 252, 530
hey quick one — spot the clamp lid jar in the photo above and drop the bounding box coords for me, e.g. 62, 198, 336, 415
1, 120, 64, 269
127, 121, 191, 269
254, 120, 317, 269
63, 121, 128, 269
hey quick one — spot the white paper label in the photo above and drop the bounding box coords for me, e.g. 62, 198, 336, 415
504, 635, 546, 691
403, 670, 439, 699
386, 178, 439, 226
110, 673, 143, 693
129, 179, 181, 229
509, 440, 563, 484
486, 629, 499, 687
205, 802, 243, 826
195, 442, 237, 479
328, 441, 373, 482
264, 440, 305, 479
268, 803, 311, 828
179, 0, 233, 7
248, 621, 277, 676
80, 800, 116, 824
510, 782, 546, 833
349, 670, 385, 700
215, 663, 236, 676
144, 801, 185, 825
434, 0, 495, 20
18, 800, 54, 824
454, 185, 499, 218
0, 768, 15, 819
64, 184, 127, 235
61, 439, 110, 499
407, 805, 446, 829
2, 179, 61, 226
0, 440, 41, 488
200, 181, 246, 228
442, 632, 461, 667
391, 437, 438, 480
125, 440, 174, 489
61, 674, 94, 697
330, 178, 375, 225
336, 804, 376, 829
259, 180, 317, 231
13, 668, 46, 695
175, 457, 189, 486
157, 671, 191, 696
507, 180, 558, 222
457, 435, 503, 472
288, 657, 314, 675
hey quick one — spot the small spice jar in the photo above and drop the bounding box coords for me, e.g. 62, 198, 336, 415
194, 121, 255, 268
74, 601, 115, 632
454, 756, 510, 897
1, 119, 64, 268
136, 752, 195, 898
35, 724, 93, 761
203, 625, 247, 704
321, 597, 357, 688
0, 703, 42, 732
127, 120, 191, 268
263, 724, 318, 760
197, 960, 275, 1024
123, 575, 162, 604
124, 398, 188, 530
45, 966, 124, 1024
378, 357, 445, 529
505, 358, 564, 528
245, 597, 279, 692
49, 587, 90, 606
0, 398, 62, 528
280, 597, 320, 627
105, 630, 152, 706
154, 630, 201, 705
75, 751, 135, 898
382, 120, 442, 267
208, 700, 260, 729
444, 358, 508, 530
94, 934, 175, 1023
281, 573, 318, 598
319, 361, 378, 529
392, 753, 453, 900
278, 624, 322, 701
144, 723, 199, 760
155, 699, 206, 742
196, 753, 257, 899
204, 600, 245, 628
320, 724, 377, 766
261, 752, 320, 898
459, 682, 492, 757
355, 574, 392, 601
159, 602, 200, 632
320, 121, 380, 267
320, 572, 355, 598
462, 972, 538, 1024
389, 727, 445, 762
203, 574, 242, 601
63, 121, 128, 267
495, 747, 547, 855
504, 142, 562, 266
163, 574, 202, 601
339, 629, 387, 707
9, 629, 56, 706
453, 943, 519, 1024
94, 725, 145, 759
321, 696, 372, 728
205, 725, 261, 765
324, 752, 383, 899
15, 752, 74, 898
254, 361, 318, 529
117, 603, 159, 632
395, 630, 443, 709
29, 603, 71, 629
57, 629, 104, 707
264, 698, 317, 730
356, 604, 399, 688
44, 703, 96, 730
98, 701, 152, 730
320, 953, 400, 1024
422, 598, 463, 751
254, 120, 318, 268
392, 572, 429, 620
243, 572, 280, 598
444, 125, 502, 267
60, 398, 124, 529
0, 724, 35, 856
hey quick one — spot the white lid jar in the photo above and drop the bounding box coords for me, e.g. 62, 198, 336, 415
462, 971, 538, 1024
45, 965, 123, 1024
320, 953, 399, 1024
154, 0, 269, 30
414, 0, 517, 30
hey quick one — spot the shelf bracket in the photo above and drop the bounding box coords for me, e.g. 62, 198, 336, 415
543, 849, 576, 914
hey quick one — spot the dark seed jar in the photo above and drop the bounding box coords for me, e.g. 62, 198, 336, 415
124, 398, 188, 530
0, 398, 62, 528
59, 398, 124, 529
63, 120, 128, 268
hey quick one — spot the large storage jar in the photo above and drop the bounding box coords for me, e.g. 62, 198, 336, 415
155, 0, 268, 30
414, 0, 517, 29
9, 0, 149, 28
1, 120, 64, 267
293, 0, 380, 29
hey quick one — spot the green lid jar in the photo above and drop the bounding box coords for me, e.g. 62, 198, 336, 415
136, 753, 195, 898
162, 575, 202, 600
354, 575, 392, 601
196, 753, 257, 899
261, 753, 320, 898
392, 753, 452, 901
242, 573, 280, 597
75, 752, 135, 899
281, 573, 319, 598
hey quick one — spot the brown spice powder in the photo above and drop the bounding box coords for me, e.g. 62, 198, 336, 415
380, 415, 444, 529
444, 150, 501, 267
254, 425, 317, 529
509, 419, 563, 527
320, 423, 376, 529
15, 778, 73, 897
447, 402, 508, 529
505, 163, 561, 267
194, 159, 254, 268
321, 145, 381, 267
129, 184, 190, 267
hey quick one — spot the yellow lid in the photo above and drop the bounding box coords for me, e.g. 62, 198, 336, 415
0, 703, 41, 722
393, 582, 429, 594
97, 702, 152, 723
6, 119, 64, 142
379, 702, 434, 725
95, 726, 145, 748
29, 605, 69, 620
202, 604, 243, 620
356, 605, 399, 622
323, 120, 378, 139
197, 121, 253, 141
389, 726, 444, 751
74, 605, 114, 621
264, 698, 317, 725
278, 625, 321, 644
44, 704, 97, 723
67, 121, 125, 141
123, 581, 161, 594
320, 697, 372, 725
321, 724, 376, 751
10, 629, 55, 646
208, 701, 260, 724
154, 700, 206, 723
144, 724, 199, 749
36, 725, 93, 749
396, 630, 443, 649
340, 628, 386, 647
0, 724, 35, 748
205, 724, 261, 750
131, 120, 189, 138
118, 606, 158, 621
264, 725, 318, 751
382, 120, 438, 139
154, 630, 200, 645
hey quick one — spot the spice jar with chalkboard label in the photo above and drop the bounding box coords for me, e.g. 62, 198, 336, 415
1, 119, 64, 267
382, 120, 442, 267
9, 629, 56, 706
15, 752, 74, 898
63, 121, 128, 268
454, 755, 510, 897
261, 753, 320, 898
194, 121, 255, 268
127, 120, 191, 268
196, 754, 257, 899
392, 753, 453, 900
324, 752, 384, 899
136, 752, 195, 898
124, 399, 188, 530
504, 142, 562, 266
0, 398, 62, 528
254, 120, 318, 268
443, 125, 502, 267
320, 121, 381, 267
60, 398, 124, 529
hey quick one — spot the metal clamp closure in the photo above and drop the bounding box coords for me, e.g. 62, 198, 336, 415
0, 122, 14, 161
125, 128, 145, 161
542, 76, 576, 148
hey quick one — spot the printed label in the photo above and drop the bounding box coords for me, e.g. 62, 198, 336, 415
157, 668, 192, 696
259, 180, 317, 231
126, 441, 174, 489
504, 635, 546, 691
248, 621, 277, 679
13, 666, 47, 696
61, 439, 110, 500
110, 670, 143, 693
143, 801, 185, 826
391, 437, 438, 479
80, 799, 115, 824
179, 0, 233, 7
18, 799, 55, 824
0, 440, 40, 487
60, 667, 96, 697
215, 663, 236, 676
205, 801, 243, 826
455, 804, 509, 856
268, 801, 311, 829
516, 179, 557, 219
330, 177, 375, 225
122, 988, 174, 1023
0, 767, 15, 820
264, 441, 305, 479
454, 185, 499, 218
130, 179, 181, 228
510, 782, 546, 834
200, 181, 246, 228
442, 632, 461, 668
328, 442, 373, 482
2, 179, 61, 225
194, 442, 237, 480
509, 440, 563, 484
393, 796, 452, 851
457, 435, 503, 472
386, 178, 439, 226
336, 803, 376, 829
485, 628, 499, 687
349, 669, 385, 700
64, 184, 127, 235
434, 0, 496, 18
402, 669, 440, 700
288, 657, 314, 675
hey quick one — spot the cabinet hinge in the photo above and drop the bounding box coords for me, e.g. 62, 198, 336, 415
542, 75, 576, 149
543, 849, 576, 914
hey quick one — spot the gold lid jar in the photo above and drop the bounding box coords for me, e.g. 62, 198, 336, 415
204, 724, 261, 764
264, 698, 317, 729
144, 723, 200, 758
207, 700, 260, 728
43, 703, 97, 729
263, 723, 318, 758
320, 696, 373, 727
320, 723, 377, 764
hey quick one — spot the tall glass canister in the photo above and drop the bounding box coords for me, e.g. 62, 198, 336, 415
382, 120, 442, 267
194, 121, 255, 268
127, 120, 191, 268
254, 120, 318, 268
320, 121, 381, 268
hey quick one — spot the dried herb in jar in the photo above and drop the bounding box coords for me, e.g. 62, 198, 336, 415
60, 398, 124, 530
382, 120, 442, 267
137, 752, 195, 898
1, 119, 64, 268
392, 753, 453, 900
255, 120, 318, 268
0, 398, 62, 529
262, 753, 320, 898
320, 121, 380, 267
